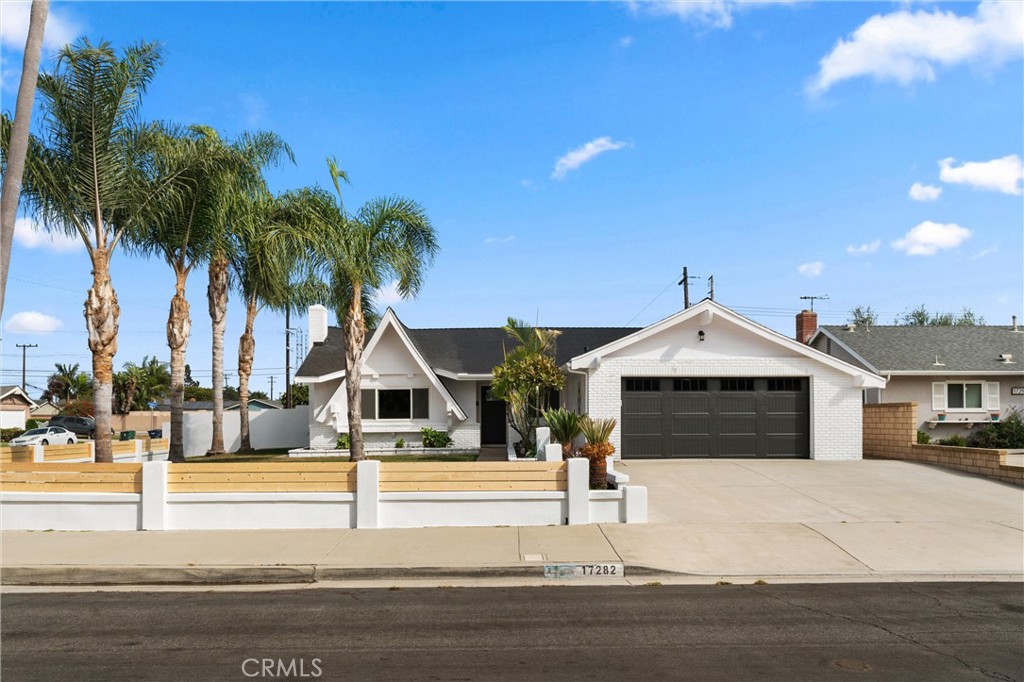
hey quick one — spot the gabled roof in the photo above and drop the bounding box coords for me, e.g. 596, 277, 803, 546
0, 385, 34, 405
568, 299, 886, 387
811, 325, 1024, 374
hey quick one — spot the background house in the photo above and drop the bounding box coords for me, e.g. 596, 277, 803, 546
1, 386, 35, 429
808, 317, 1024, 436
298, 301, 881, 460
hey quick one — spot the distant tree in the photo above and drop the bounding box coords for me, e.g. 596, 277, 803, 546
897, 305, 984, 326
184, 385, 214, 402
283, 383, 308, 406
848, 306, 878, 327
223, 385, 240, 401
63, 399, 94, 418
249, 390, 268, 400
184, 364, 200, 387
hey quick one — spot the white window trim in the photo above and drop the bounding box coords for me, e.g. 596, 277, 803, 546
364, 388, 431, 422
931, 381, 999, 412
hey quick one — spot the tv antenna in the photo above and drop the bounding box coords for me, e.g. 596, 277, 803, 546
799, 294, 829, 311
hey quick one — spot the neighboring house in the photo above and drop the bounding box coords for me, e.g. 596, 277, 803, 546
29, 398, 61, 421
808, 317, 1024, 435
0, 386, 34, 430
154, 399, 282, 412
297, 300, 882, 460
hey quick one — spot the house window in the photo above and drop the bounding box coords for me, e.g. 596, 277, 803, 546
673, 379, 707, 391
362, 388, 430, 420
767, 378, 801, 391
947, 383, 983, 409
625, 378, 659, 391
721, 378, 755, 391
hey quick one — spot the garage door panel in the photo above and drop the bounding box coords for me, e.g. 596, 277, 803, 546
671, 416, 711, 437
670, 396, 711, 414
718, 395, 757, 414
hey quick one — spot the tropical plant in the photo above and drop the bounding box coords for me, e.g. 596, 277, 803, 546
283, 383, 309, 406
420, 427, 453, 449
301, 157, 439, 461
336, 433, 351, 450
580, 416, 616, 490
0, 0, 48, 317
544, 407, 585, 458
916, 430, 931, 445
491, 318, 564, 457
1, 39, 173, 462
205, 130, 293, 455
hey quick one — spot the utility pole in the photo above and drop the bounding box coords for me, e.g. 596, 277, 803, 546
708, 275, 715, 301
677, 267, 703, 309
284, 309, 292, 409
269, 375, 275, 401
799, 294, 830, 311
15, 343, 37, 391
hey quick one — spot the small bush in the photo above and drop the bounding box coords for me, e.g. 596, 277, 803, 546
336, 433, 351, 449
1, 427, 23, 442
969, 410, 1024, 449
420, 427, 453, 448
26, 419, 39, 430
938, 435, 967, 447
916, 430, 931, 444
395, 437, 405, 449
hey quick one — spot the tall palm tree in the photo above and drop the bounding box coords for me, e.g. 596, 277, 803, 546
135, 355, 170, 407
305, 158, 438, 461
0, 0, 48, 317
206, 131, 293, 455
132, 124, 242, 462
0, 39, 173, 462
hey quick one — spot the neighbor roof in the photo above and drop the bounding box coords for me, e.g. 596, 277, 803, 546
815, 325, 1024, 373
295, 324, 640, 379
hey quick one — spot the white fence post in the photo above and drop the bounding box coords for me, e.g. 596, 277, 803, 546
141, 461, 168, 531
356, 460, 379, 529
567, 458, 589, 525
134, 438, 143, 462
623, 485, 648, 524
536, 427, 550, 455
88, 441, 95, 462
541, 443, 562, 462
32, 444, 43, 463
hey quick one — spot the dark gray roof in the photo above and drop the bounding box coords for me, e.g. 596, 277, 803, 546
820, 325, 1024, 373
155, 399, 281, 411
296, 325, 640, 378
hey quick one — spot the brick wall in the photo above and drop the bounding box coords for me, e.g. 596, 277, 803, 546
863, 402, 1022, 486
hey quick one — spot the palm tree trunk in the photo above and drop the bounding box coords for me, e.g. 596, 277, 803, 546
207, 256, 229, 454
237, 298, 258, 452
85, 249, 119, 462
167, 269, 191, 462
0, 0, 48, 318
344, 282, 366, 461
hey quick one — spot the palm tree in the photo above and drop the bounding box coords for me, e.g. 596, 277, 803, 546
53, 363, 80, 401
135, 355, 170, 407
0, 40, 173, 462
206, 131, 293, 455
0, 0, 48, 317
131, 124, 244, 462
304, 158, 439, 461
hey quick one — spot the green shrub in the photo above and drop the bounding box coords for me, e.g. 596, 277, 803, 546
969, 410, 1024, 449
420, 427, 453, 448
916, 430, 931, 444
395, 437, 405, 449
938, 435, 968, 447
1, 427, 23, 443
336, 433, 351, 449
26, 419, 39, 430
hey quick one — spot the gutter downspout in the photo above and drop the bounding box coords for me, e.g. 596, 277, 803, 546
565, 364, 589, 414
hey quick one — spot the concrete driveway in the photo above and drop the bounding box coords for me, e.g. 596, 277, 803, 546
607, 459, 1024, 578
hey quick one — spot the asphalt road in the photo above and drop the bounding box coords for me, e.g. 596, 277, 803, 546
2, 582, 1022, 682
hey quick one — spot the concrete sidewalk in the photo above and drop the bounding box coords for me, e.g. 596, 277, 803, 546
2, 459, 1021, 586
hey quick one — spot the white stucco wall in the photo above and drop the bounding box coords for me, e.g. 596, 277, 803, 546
182, 407, 310, 457
878, 375, 1023, 434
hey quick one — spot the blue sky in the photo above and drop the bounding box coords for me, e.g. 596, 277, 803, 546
2, 1, 1022, 398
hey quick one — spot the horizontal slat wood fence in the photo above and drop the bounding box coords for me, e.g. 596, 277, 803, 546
0, 446, 34, 464
0, 463, 143, 493
379, 461, 568, 492
111, 441, 137, 455
167, 462, 358, 493
40, 443, 92, 461
143, 437, 169, 452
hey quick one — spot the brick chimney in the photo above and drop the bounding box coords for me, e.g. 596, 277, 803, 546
796, 309, 817, 345
309, 305, 329, 345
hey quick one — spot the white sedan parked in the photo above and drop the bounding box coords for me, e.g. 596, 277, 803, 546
10, 426, 78, 446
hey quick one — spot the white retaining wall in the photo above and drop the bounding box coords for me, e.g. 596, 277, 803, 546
182, 407, 310, 457
0, 459, 647, 531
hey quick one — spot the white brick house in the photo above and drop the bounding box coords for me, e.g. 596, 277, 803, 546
296, 300, 882, 460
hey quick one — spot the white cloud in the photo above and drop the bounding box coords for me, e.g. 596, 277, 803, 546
808, 1, 1023, 95
846, 240, 880, 256
5, 310, 62, 333
938, 155, 1023, 195
238, 92, 268, 127
619, 35, 634, 48
551, 137, 628, 180
628, 1, 795, 30
13, 217, 83, 252
797, 261, 824, 277
519, 179, 533, 188
483, 236, 516, 245
892, 220, 971, 256
373, 281, 403, 306
0, 2, 81, 52
908, 182, 942, 202
970, 245, 998, 260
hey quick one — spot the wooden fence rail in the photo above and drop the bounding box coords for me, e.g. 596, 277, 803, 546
379, 461, 568, 492
167, 462, 358, 493
0, 463, 143, 493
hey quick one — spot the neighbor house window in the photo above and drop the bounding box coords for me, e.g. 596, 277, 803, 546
947, 383, 983, 409
361, 388, 430, 420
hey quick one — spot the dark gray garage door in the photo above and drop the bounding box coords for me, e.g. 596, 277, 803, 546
621, 377, 809, 458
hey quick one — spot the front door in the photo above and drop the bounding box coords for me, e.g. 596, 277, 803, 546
480, 386, 507, 445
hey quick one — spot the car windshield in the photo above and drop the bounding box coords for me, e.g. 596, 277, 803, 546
20, 428, 47, 436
